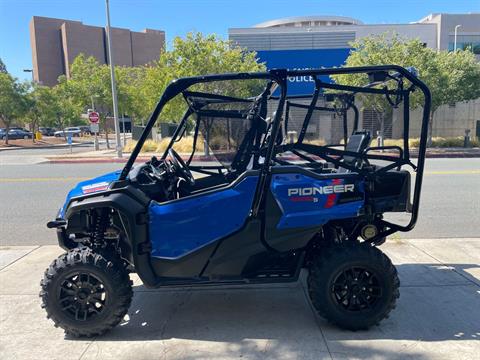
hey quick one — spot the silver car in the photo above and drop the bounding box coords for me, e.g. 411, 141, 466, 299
54, 127, 82, 137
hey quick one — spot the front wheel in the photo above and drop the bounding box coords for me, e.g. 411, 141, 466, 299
307, 242, 399, 330
40, 247, 133, 337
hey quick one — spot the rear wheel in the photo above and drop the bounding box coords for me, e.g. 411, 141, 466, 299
40, 247, 133, 337
307, 242, 399, 330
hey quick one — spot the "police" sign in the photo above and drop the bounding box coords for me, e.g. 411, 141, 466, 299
256, 48, 351, 95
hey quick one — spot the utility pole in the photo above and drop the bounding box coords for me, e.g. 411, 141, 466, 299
105, 0, 122, 158
454, 25, 462, 51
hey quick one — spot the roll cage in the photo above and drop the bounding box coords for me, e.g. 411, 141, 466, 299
120, 66, 431, 241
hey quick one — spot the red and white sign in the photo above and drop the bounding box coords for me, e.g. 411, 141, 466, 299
88, 111, 100, 124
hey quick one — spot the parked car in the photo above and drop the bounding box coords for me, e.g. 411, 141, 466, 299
39, 127, 56, 136
1, 129, 33, 140
79, 126, 92, 135
9, 127, 30, 132
54, 127, 82, 137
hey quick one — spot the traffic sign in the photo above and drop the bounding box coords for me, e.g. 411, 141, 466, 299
88, 111, 100, 124
90, 123, 99, 134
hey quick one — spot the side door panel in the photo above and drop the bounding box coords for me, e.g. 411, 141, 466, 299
265, 167, 365, 251
148, 175, 259, 261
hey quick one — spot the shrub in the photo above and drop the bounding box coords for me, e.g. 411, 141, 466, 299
123, 136, 204, 154
370, 137, 479, 148
304, 138, 326, 146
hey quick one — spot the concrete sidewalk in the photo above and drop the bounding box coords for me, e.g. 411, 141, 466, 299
1, 239, 479, 360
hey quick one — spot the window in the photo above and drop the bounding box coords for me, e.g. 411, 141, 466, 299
448, 34, 480, 54
362, 109, 393, 139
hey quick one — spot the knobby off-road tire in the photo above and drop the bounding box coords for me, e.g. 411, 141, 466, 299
40, 247, 133, 337
307, 242, 399, 330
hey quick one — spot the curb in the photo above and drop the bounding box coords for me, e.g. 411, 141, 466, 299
421, 152, 480, 158
46, 155, 220, 164
0, 142, 92, 152
46, 151, 480, 164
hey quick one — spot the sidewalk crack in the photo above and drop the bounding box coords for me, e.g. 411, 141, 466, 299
78, 339, 96, 360
0, 245, 41, 271
408, 241, 480, 288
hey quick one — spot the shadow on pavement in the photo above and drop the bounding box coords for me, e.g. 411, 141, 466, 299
65, 262, 479, 350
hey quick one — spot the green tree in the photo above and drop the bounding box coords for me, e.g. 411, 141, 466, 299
67, 54, 133, 148
0, 58, 7, 74
137, 32, 265, 123
24, 84, 61, 142
50, 78, 83, 140
332, 33, 480, 145
0, 73, 28, 144
37, 33, 265, 148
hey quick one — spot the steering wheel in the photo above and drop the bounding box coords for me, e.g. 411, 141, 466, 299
168, 148, 195, 186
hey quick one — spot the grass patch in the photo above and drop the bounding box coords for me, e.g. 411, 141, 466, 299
124, 136, 204, 154
124, 135, 480, 154
369, 137, 479, 148
304, 138, 327, 146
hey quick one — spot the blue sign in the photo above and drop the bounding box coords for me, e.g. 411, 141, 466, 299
256, 48, 351, 95
67, 135, 72, 145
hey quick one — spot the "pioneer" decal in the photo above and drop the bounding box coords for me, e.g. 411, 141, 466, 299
288, 184, 354, 197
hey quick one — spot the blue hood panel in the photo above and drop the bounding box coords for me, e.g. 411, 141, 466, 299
59, 170, 121, 218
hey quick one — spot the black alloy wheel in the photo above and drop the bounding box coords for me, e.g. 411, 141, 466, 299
331, 266, 382, 312
307, 242, 399, 330
57, 272, 107, 322
40, 247, 133, 337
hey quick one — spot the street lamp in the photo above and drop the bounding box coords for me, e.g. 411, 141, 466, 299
454, 25, 462, 51
23, 69, 34, 81
105, 0, 123, 158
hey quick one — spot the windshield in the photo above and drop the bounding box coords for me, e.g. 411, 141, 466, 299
131, 77, 274, 171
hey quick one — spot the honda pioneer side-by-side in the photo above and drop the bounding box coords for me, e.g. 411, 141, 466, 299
42, 66, 431, 337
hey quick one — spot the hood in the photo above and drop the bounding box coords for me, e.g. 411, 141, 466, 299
58, 170, 121, 218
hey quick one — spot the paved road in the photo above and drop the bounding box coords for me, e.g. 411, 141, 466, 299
0, 156, 479, 245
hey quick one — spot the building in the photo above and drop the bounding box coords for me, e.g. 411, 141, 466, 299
418, 13, 480, 53
229, 14, 480, 140
30, 16, 165, 86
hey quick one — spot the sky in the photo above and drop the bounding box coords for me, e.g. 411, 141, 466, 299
1, 0, 479, 81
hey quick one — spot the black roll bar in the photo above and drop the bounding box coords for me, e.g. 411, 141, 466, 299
297, 77, 321, 143
119, 65, 431, 235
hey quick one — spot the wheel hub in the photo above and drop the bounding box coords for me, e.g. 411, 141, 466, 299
76, 288, 91, 302
57, 272, 107, 321
331, 266, 382, 312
